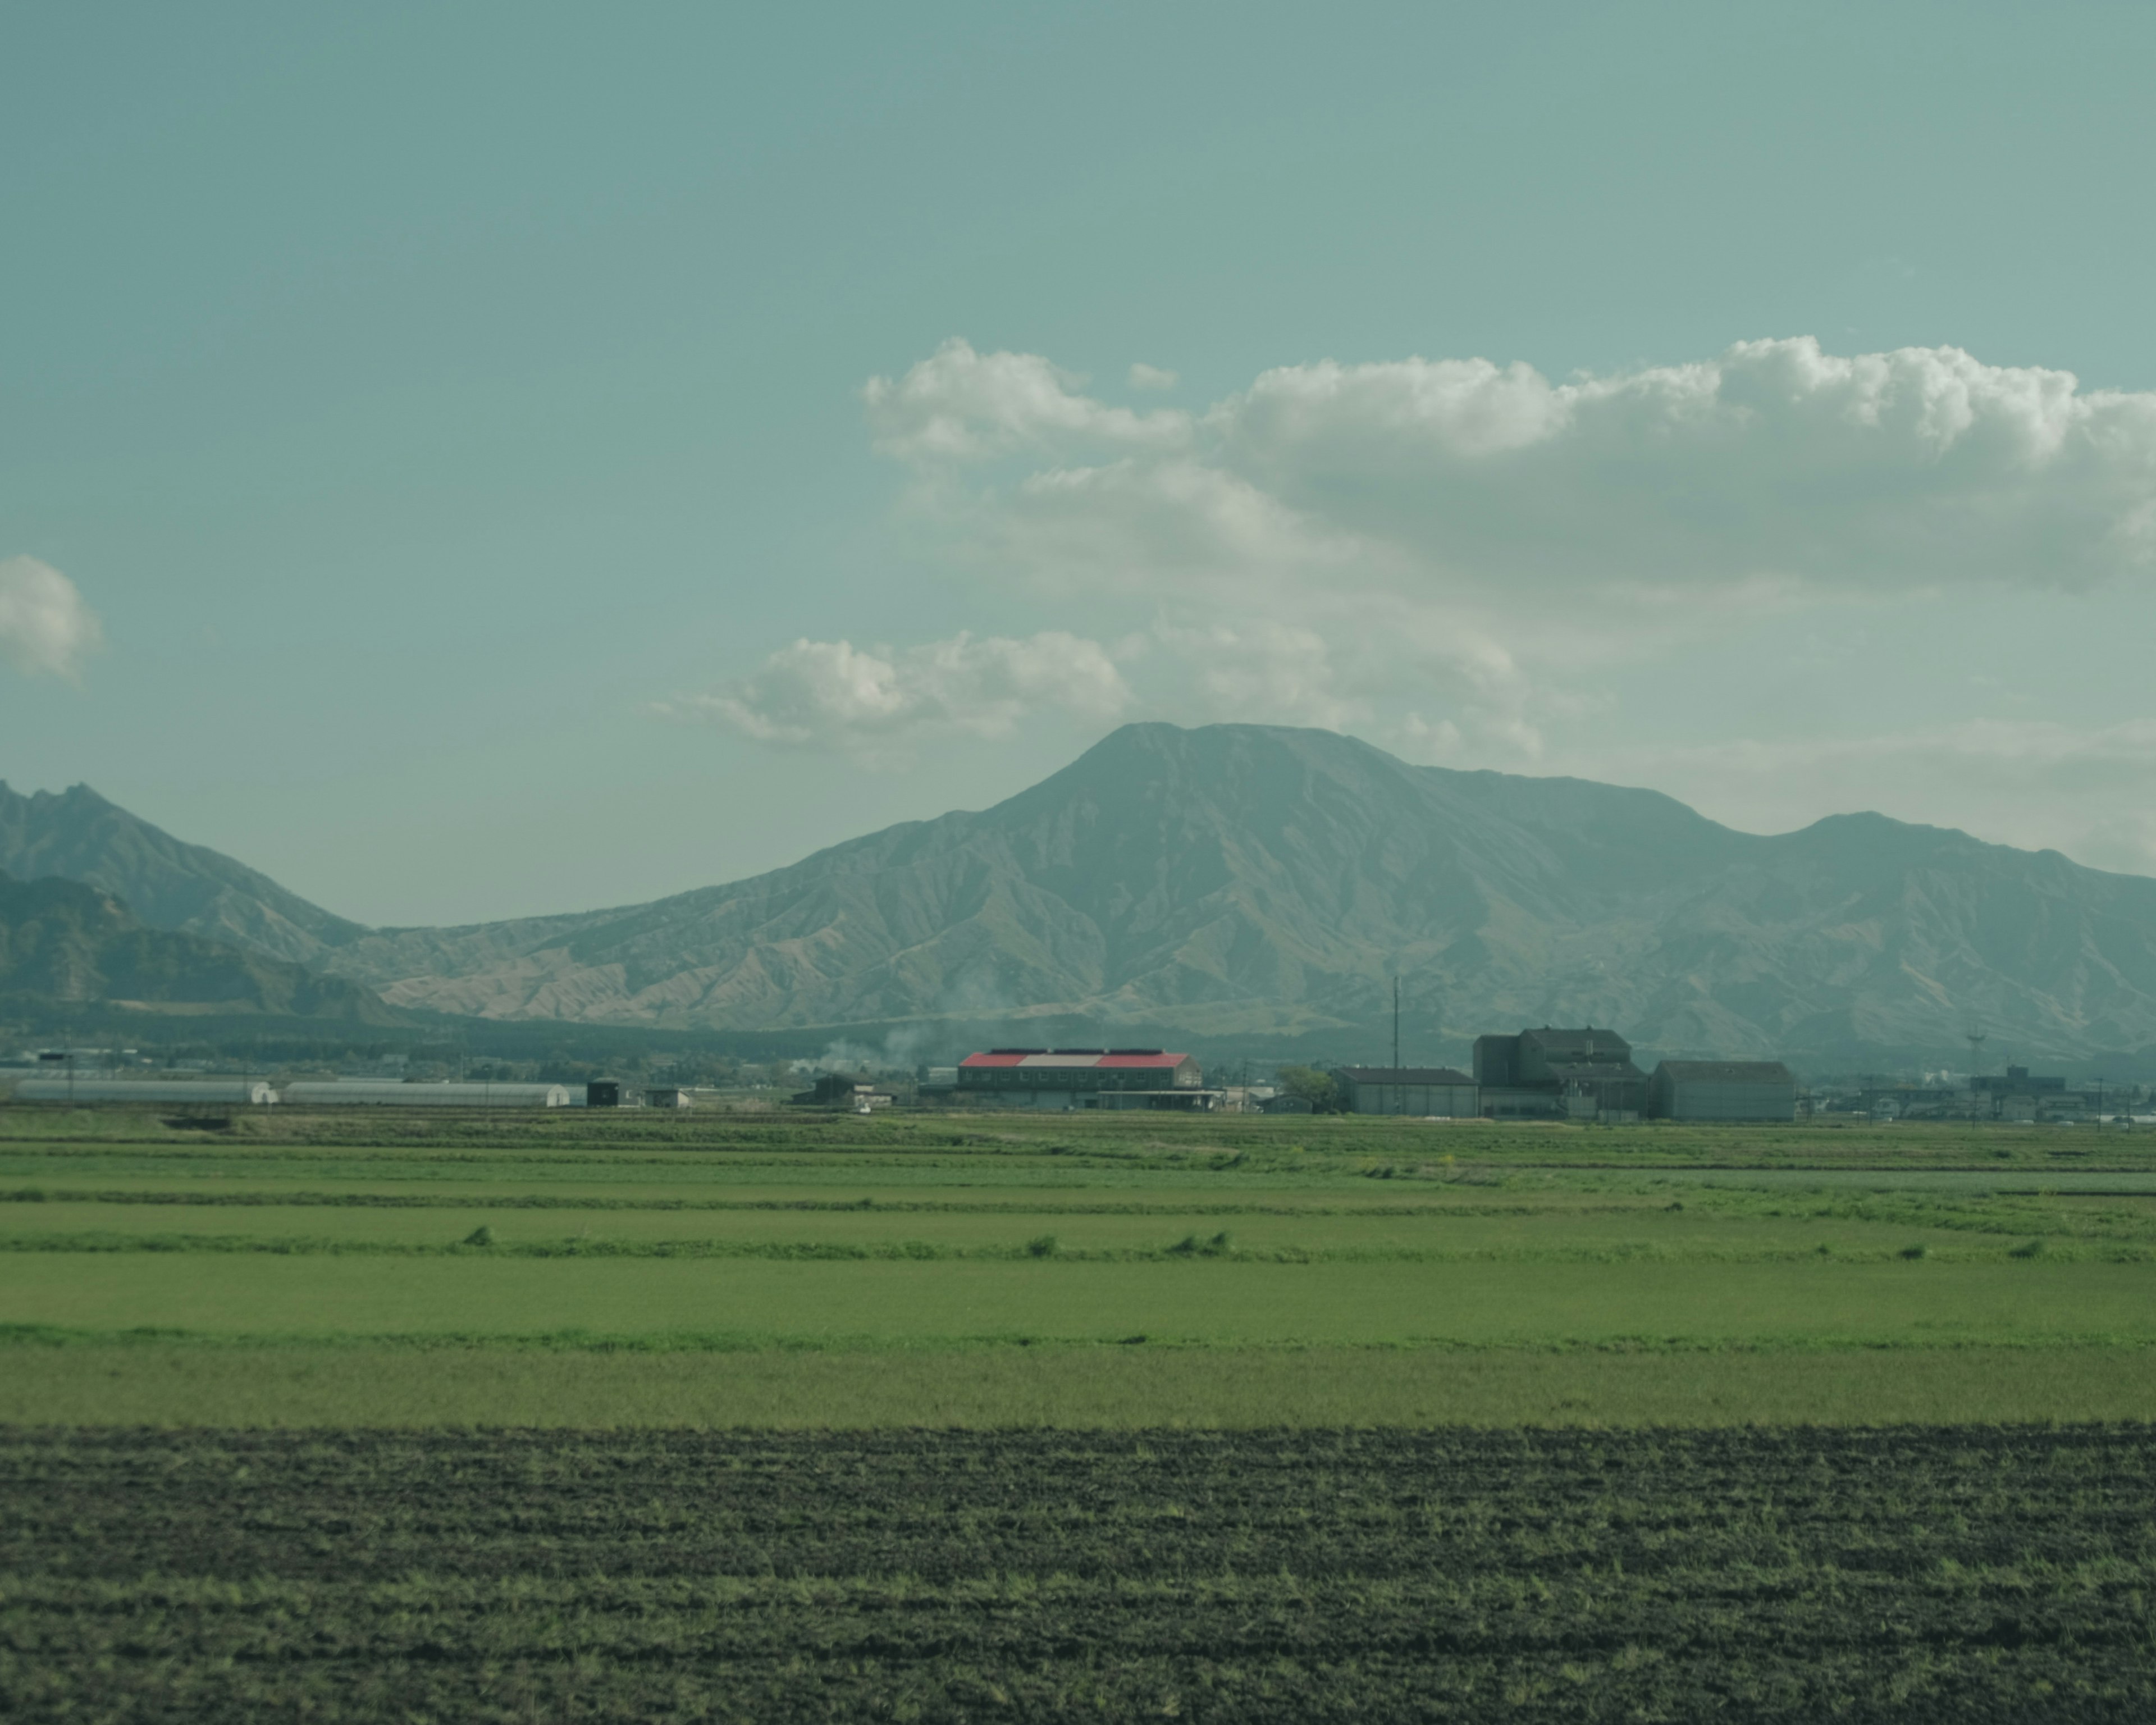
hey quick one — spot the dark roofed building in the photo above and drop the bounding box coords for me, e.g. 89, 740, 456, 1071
1335, 1066, 1479, 1117
1647, 1060, 1796, 1122
1517, 1026, 1633, 1080
1474, 1026, 1647, 1117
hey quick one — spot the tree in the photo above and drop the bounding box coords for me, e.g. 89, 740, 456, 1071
1276, 1065, 1340, 1112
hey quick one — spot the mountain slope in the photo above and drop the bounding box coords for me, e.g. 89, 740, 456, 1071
0, 871, 401, 1022
18, 727, 2156, 1058
303, 724, 2156, 1058
0, 782, 362, 965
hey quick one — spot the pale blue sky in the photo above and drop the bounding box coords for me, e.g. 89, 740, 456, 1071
7, 2, 2156, 923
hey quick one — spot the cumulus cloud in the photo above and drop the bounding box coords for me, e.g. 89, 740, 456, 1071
661, 630, 1134, 755
863, 339, 1189, 463
1150, 619, 1372, 733
874, 335, 2156, 601
0, 556, 103, 679
1127, 362, 1179, 391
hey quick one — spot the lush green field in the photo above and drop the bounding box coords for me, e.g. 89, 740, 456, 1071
6, 1107, 2153, 1716
2, 1106, 2154, 1424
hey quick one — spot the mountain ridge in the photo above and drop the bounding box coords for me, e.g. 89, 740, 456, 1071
10, 725, 2156, 1061
0, 782, 365, 964
0, 869, 403, 1024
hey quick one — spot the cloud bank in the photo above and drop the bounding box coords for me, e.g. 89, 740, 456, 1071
0, 557, 103, 679
685, 336, 2156, 883
663, 630, 1132, 755
867, 336, 2156, 600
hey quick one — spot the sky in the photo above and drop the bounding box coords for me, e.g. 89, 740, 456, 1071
6, 2, 2156, 927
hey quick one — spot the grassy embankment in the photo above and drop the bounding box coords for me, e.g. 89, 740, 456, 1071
3, 1106, 2153, 1425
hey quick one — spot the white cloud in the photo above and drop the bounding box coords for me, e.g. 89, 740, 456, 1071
662, 630, 1134, 756
863, 339, 1189, 463
835, 334, 2156, 804
1127, 362, 1179, 391
1151, 619, 1371, 733
880, 335, 2156, 603
0, 556, 103, 679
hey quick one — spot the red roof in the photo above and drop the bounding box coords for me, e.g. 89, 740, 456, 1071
959, 1051, 1189, 1070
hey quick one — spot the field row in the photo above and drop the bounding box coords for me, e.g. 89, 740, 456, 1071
7, 1341, 2156, 1427
1, 1250, 2149, 1346
4, 1425, 2149, 1719
6, 1109, 2153, 1172
0, 1230, 2138, 1265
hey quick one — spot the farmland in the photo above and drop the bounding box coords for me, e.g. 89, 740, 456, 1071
2, 1106, 2153, 1714
4, 1423, 2150, 1721
3, 1108, 2155, 1425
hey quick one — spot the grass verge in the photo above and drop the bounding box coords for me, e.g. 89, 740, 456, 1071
5, 1341, 2152, 1427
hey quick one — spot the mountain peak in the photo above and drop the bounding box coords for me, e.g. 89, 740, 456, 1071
17, 725, 2156, 1060
0, 779, 364, 965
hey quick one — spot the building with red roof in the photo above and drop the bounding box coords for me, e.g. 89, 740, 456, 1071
956, 1048, 1212, 1110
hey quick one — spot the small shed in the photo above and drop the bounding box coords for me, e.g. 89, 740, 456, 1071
646, 1087, 693, 1109
1646, 1061, 1796, 1121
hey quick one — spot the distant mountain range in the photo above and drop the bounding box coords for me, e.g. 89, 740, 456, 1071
0, 782, 363, 965
0, 869, 400, 1024
9, 722, 2156, 1061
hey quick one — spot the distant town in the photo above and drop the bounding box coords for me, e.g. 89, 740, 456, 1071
5, 1023, 2144, 1125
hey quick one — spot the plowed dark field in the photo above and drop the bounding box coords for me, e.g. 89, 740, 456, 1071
3, 1425, 2151, 1721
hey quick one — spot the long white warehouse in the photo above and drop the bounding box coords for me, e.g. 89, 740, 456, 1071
278, 1081, 572, 1108
10, 1079, 277, 1106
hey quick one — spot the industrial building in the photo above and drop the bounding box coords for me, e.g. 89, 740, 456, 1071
1646, 1060, 1797, 1121
1335, 1066, 1479, 1117
956, 1049, 1213, 1110
1973, 1065, 2067, 1100
789, 1073, 896, 1110
278, 1081, 572, 1107
1473, 1027, 1647, 1119
11, 1078, 276, 1106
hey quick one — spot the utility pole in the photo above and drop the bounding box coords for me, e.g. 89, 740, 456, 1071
1965, 1026, 1987, 1126
1393, 977, 1401, 1073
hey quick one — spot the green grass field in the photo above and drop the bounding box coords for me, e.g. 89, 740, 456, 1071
8, 1106, 2155, 1717
3, 1105, 2154, 1425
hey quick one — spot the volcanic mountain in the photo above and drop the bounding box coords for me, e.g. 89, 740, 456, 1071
11, 723, 2156, 1060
